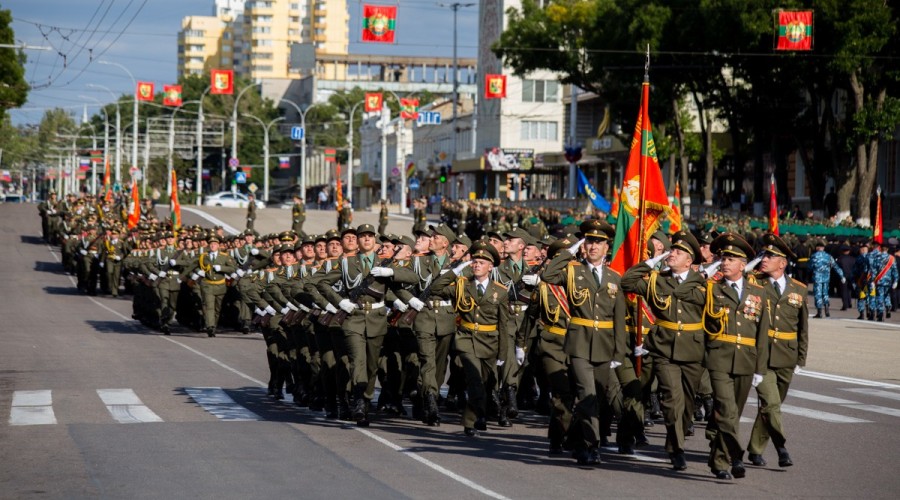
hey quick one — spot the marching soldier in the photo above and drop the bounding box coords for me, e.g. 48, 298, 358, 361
378, 199, 389, 235
246, 194, 257, 231
428, 241, 509, 436
100, 226, 128, 297
621, 230, 707, 470
747, 233, 808, 469
291, 195, 306, 235
190, 235, 237, 337
541, 220, 627, 466
702, 233, 769, 480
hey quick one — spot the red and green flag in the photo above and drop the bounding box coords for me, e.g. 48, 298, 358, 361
400, 98, 419, 120
609, 80, 672, 275
769, 174, 779, 236
163, 85, 183, 106
90, 150, 103, 164
324, 148, 337, 163
127, 180, 141, 230
775, 10, 813, 51
136, 82, 155, 102
211, 69, 234, 95
170, 170, 181, 233
485, 74, 507, 99
362, 5, 397, 43
103, 159, 113, 202
365, 92, 383, 112
874, 186, 883, 245
669, 180, 682, 234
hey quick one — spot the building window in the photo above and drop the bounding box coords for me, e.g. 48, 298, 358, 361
255, 15, 272, 23
256, 39, 273, 47
222, 45, 231, 52
183, 30, 205, 38
522, 79, 559, 103
252, 26, 272, 34
521, 121, 558, 141
290, 3, 300, 9
254, 65, 273, 72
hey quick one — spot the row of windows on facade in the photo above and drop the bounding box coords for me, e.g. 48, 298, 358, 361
246, 1, 326, 9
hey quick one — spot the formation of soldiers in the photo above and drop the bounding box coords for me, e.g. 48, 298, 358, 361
39, 191, 830, 480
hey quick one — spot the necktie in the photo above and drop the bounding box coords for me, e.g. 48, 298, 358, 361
731, 282, 740, 296
593, 268, 601, 287
675, 276, 683, 285
363, 255, 371, 272
774, 280, 782, 296
477, 283, 485, 299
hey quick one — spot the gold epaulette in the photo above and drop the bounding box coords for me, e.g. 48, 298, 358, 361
493, 281, 507, 290
606, 266, 621, 277
746, 280, 764, 291
790, 277, 806, 288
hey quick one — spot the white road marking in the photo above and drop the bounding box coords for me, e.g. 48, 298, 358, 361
843, 388, 900, 402
843, 319, 900, 329
789, 390, 858, 405
10, 390, 57, 426
841, 404, 900, 418
97, 389, 163, 424
184, 387, 261, 421
746, 396, 871, 424
796, 370, 900, 390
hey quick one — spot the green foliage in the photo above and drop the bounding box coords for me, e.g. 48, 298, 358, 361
0, 6, 28, 117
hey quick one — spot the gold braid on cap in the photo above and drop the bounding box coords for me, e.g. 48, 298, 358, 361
455, 277, 475, 312
566, 261, 590, 307
647, 270, 672, 311
702, 281, 727, 336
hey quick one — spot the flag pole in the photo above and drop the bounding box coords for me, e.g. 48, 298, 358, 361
635, 45, 651, 375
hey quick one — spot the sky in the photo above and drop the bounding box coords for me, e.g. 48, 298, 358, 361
5, 0, 479, 126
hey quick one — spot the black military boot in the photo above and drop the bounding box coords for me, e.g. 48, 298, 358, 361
353, 397, 368, 422
857, 312, 865, 320
702, 394, 714, 423
693, 395, 705, 421
424, 393, 441, 426
338, 397, 352, 421
356, 401, 370, 427
506, 385, 519, 419
825, 304, 830, 317
650, 392, 663, 420
814, 308, 823, 319
877, 312, 884, 322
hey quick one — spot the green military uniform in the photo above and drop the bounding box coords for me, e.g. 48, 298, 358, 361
747, 234, 808, 468
100, 233, 128, 297
141, 237, 183, 332
378, 201, 389, 235
541, 220, 627, 464
703, 233, 770, 480
190, 239, 237, 336
246, 199, 257, 231
430, 242, 509, 435
621, 231, 707, 468
291, 199, 306, 235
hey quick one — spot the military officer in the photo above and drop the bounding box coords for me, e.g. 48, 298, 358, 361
291, 195, 306, 235
621, 230, 707, 470
246, 194, 257, 231
429, 241, 509, 436
190, 235, 237, 337
702, 233, 770, 480
865, 240, 897, 322
541, 220, 627, 466
747, 233, 808, 469
100, 226, 128, 297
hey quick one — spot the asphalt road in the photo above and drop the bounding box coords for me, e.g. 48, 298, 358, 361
3, 203, 899, 499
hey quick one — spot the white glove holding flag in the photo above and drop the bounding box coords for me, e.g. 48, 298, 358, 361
370, 266, 394, 277
522, 274, 540, 286
452, 260, 472, 276
393, 299, 408, 312
634, 344, 650, 357
645, 251, 671, 268
409, 298, 426, 311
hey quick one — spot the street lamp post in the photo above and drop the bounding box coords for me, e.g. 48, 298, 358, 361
231, 83, 261, 166
80, 96, 109, 196
98, 61, 138, 186
168, 100, 201, 196
440, 2, 475, 178
280, 99, 320, 203
196, 86, 213, 206
243, 113, 285, 203
88, 84, 122, 184
346, 100, 365, 207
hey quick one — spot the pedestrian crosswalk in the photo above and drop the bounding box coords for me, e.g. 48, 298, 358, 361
5, 382, 900, 427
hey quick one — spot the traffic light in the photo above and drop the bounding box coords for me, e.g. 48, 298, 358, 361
439, 166, 447, 183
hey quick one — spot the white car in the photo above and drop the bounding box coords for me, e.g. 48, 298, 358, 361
203, 191, 265, 209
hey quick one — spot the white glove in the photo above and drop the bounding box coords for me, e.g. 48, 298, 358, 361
298, 304, 311, 313
197, 269, 206, 277
264, 305, 277, 315
496, 359, 505, 367
213, 264, 221, 272
609, 361, 623, 369
893, 282, 898, 290
393, 299, 408, 312
281, 306, 290, 315
254, 307, 265, 316
515, 347, 526, 366
148, 273, 157, 281
339, 299, 357, 314
840, 277, 846, 284
409, 297, 426, 311
114, 255, 122, 261
567, 238, 585, 255
645, 251, 671, 268
80, 249, 88, 255
701, 261, 721, 279
752, 373, 764, 388
794, 365, 802, 374
170, 259, 177, 266
452, 260, 472, 276
325, 303, 339, 314
236, 268, 246, 277
370, 266, 394, 277
633, 344, 650, 357
287, 302, 299, 312
744, 255, 763, 273
522, 274, 540, 286
251, 248, 259, 255
190, 273, 199, 281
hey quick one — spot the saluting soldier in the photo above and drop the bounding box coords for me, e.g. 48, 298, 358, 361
702, 233, 770, 480
747, 233, 807, 469
429, 241, 509, 436
621, 230, 707, 470
541, 220, 627, 466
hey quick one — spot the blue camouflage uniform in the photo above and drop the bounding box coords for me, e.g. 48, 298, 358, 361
853, 252, 871, 314
866, 248, 898, 317
810, 248, 844, 309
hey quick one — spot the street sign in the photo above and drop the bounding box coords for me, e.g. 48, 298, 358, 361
416, 111, 442, 126
228, 157, 240, 168
409, 178, 420, 190
234, 171, 247, 184
248, 183, 258, 193
291, 126, 304, 140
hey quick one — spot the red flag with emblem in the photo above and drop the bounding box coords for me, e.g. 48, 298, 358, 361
769, 175, 779, 236
136, 82, 154, 102
400, 98, 419, 120
365, 92, 383, 113
874, 186, 883, 245
775, 10, 813, 51
127, 180, 141, 229
669, 181, 682, 234
211, 69, 234, 95
163, 85, 183, 106
362, 4, 397, 43
171, 170, 181, 233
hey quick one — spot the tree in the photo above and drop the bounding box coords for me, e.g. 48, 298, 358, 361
0, 5, 28, 118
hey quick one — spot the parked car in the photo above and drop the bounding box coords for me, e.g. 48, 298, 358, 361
0, 193, 25, 203
203, 191, 265, 209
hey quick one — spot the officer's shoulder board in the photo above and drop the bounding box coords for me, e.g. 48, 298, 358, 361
492, 281, 508, 290
746, 280, 765, 292
606, 267, 621, 277
789, 277, 806, 288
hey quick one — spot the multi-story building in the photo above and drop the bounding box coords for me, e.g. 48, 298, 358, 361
177, 15, 234, 77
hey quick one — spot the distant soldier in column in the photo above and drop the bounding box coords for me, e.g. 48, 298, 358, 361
378, 199, 389, 235
246, 194, 257, 231
291, 195, 306, 235
747, 233, 807, 469
100, 226, 128, 297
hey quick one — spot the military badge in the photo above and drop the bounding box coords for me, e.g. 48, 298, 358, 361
607, 282, 618, 298
787, 292, 803, 307
742, 295, 762, 320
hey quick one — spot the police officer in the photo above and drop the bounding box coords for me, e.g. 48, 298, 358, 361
747, 233, 808, 469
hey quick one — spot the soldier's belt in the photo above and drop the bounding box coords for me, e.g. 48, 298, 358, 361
540, 321, 567, 336
706, 332, 757, 347
797, 258, 809, 263
357, 301, 385, 310
430, 300, 452, 307
767, 330, 798, 340
459, 320, 498, 332
203, 278, 226, 285
570, 317, 614, 329
656, 320, 703, 332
